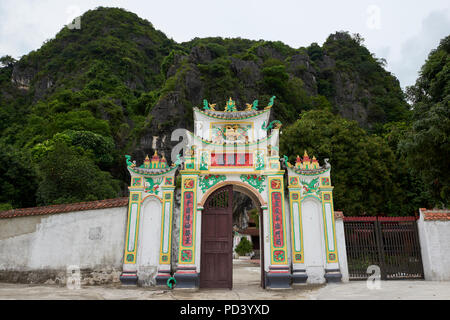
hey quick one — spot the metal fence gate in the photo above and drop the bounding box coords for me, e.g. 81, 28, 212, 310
343, 217, 424, 280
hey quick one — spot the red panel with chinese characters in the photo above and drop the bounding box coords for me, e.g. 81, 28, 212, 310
210, 153, 253, 167
182, 191, 194, 246
271, 192, 284, 248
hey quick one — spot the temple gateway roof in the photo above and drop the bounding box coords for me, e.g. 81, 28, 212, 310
194, 107, 269, 120
194, 96, 275, 120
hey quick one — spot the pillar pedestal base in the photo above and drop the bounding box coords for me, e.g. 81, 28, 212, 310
324, 269, 342, 283
119, 272, 138, 285
265, 271, 291, 288
174, 268, 199, 289
291, 269, 308, 284
155, 270, 171, 286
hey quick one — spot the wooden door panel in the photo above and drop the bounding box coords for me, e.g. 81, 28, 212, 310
216, 215, 230, 238
202, 254, 215, 281
216, 254, 229, 280
202, 215, 216, 238
200, 185, 233, 289
203, 240, 228, 252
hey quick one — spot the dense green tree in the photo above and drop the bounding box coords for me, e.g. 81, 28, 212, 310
401, 36, 450, 207
32, 130, 115, 170
381, 122, 434, 211
310, 32, 410, 128
0, 55, 16, 68
235, 237, 253, 256
280, 110, 412, 216
0, 7, 433, 216
35, 140, 119, 205
306, 43, 323, 62
0, 143, 38, 209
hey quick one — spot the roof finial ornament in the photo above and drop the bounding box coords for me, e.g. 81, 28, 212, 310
303, 150, 310, 161
203, 99, 209, 110
295, 155, 302, 168
265, 96, 276, 109
282, 155, 292, 167
125, 155, 136, 168
142, 155, 151, 168
225, 97, 237, 112
203, 99, 216, 111
245, 100, 258, 111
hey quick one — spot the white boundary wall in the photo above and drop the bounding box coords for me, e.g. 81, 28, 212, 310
334, 213, 349, 282
417, 208, 450, 281
0, 206, 128, 284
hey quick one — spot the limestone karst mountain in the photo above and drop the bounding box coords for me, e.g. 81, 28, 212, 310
2, 6, 438, 215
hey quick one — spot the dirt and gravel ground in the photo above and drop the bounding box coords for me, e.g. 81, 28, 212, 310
0, 260, 449, 300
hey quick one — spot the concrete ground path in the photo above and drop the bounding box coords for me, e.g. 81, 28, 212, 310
0, 260, 449, 300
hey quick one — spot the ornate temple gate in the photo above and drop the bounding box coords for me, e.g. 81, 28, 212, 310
200, 186, 233, 288
344, 217, 424, 280
120, 97, 344, 289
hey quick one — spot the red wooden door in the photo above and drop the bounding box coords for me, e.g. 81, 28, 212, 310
200, 185, 233, 289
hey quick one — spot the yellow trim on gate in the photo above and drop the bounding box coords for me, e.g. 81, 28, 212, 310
267, 175, 289, 265
178, 175, 198, 265
289, 190, 304, 264
124, 191, 142, 264
140, 194, 163, 203
321, 191, 339, 263
159, 191, 174, 265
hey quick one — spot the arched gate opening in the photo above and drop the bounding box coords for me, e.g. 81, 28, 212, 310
200, 184, 265, 289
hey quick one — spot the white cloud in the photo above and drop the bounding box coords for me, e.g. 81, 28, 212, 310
0, 0, 448, 88
389, 9, 450, 88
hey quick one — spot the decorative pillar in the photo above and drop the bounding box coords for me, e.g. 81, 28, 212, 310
173, 171, 200, 288
120, 180, 143, 284
261, 205, 270, 276
120, 153, 179, 286
155, 177, 175, 285
319, 177, 342, 282
265, 173, 291, 288
288, 176, 308, 283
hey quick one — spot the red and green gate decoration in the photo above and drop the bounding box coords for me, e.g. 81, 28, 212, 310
273, 250, 285, 262
181, 249, 193, 262
199, 174, 226, 193
271, 192, 284, 248
240, 174, 266, 192
182, 191, 194, 247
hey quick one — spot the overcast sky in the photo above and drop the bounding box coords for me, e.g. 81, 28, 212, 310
0, 0, 449, 89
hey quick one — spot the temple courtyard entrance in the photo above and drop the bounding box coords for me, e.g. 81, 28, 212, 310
200, 185, 265, 289
1, 270, 449, 299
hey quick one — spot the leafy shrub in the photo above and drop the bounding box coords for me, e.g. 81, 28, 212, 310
235, 237, 253, 256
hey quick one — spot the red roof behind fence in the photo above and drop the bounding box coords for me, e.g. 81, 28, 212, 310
0, 197, 129, 219
343, 216, 418, 222
419, 208, 450, 221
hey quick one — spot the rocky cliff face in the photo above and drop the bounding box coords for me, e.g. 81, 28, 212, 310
133, 34, 407, 162
0, 7, 409, 183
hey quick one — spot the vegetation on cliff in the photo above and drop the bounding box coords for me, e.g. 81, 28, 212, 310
0, 7, 447, 214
